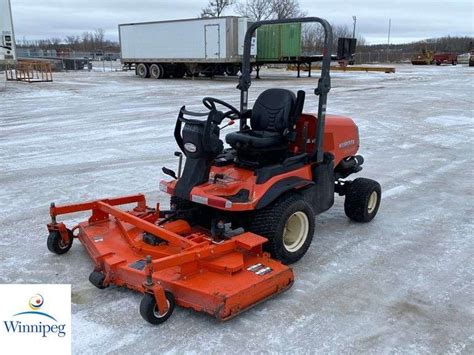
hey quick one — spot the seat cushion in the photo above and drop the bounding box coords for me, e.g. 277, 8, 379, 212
226, 130, 283, 149
251, 89, 296, 132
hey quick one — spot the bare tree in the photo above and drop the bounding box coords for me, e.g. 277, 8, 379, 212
51, 38, 62, 46
270, 0, 306, 19
94, 28, 106, 48
302, 23, 367, 55
333, 24, 351, 40
301, 24, 325, 54
65, 35, 80, 46
235, 0, 273, 21
201, 0, 235, 17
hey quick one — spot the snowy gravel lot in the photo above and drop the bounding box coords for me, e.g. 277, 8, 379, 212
1, 65, 473, 354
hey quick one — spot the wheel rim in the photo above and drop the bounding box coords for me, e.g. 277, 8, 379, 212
138, 65, 146, 77
367, 191, 378, 214
54, 233, 69, 250
153, 300, 170, 318
150, 65, 161, 78
58, 238, 68, 249
283, 211, 309, 252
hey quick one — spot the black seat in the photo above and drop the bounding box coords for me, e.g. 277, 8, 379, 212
226, 88, 302, 150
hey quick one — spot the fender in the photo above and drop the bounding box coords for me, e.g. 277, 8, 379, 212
256, 177, 314, 210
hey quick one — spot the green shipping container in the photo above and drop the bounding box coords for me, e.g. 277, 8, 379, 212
257, 23, 302, 60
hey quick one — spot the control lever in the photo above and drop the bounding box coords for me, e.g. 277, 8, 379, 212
162, 167, 177, 180
174, 152, 183, 178
220, 120, 235, 131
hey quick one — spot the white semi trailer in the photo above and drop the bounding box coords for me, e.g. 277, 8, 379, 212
119, 16, 255, 79
0, 0, 16, 66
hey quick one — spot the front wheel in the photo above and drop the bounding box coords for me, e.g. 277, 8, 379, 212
249, 194, 315, 265
344, 178, 381, 222
139, 291, 175, 325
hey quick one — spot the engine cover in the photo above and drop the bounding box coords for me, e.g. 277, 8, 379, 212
290, 113, 359, 165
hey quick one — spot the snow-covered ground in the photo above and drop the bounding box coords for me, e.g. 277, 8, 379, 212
1, 65, 473, 354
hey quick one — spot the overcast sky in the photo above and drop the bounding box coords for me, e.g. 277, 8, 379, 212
10, 0, 474, 44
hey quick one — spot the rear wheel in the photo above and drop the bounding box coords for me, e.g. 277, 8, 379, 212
149, 64, 163, 79
249, 193, 315, 264
136, 63, 149, 78
139, 291, 175, 325
344, 178, 381, 222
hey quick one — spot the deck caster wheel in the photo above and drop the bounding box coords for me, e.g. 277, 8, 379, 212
47, 230, 73, 255
140, 291, 175, 325
344, 178, 381, 222
89, 271, 107, 289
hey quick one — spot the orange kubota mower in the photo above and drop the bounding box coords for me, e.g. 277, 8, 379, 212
46, 17, 381, 325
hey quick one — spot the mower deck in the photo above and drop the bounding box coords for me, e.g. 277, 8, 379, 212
48, 194, 293, 321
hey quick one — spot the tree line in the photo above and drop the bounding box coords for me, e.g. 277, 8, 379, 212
358, 36, 473, 54
17, 29, 120, 53
201, 0, 305, 20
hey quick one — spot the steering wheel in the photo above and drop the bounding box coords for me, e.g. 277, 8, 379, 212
202, 97, 241, 120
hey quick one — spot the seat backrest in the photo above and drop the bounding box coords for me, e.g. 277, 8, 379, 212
251, 89, 296, 132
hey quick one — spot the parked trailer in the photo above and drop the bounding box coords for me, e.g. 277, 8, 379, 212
257, 23, 302, 60
119, 16, 254, 78
0, 0, 16, 67
433, 52, 457, 65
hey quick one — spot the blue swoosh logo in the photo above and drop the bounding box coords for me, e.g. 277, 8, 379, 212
13, 311, 58, 322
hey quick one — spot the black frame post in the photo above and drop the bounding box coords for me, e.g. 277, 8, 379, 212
238, 17, 333, 164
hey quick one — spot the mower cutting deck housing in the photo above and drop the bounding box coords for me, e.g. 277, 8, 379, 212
47, 195, 293, 322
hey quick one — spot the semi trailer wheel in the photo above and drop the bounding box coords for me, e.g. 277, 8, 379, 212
47, 230, 73, 255
140, 291, 175, 325
225, 65, 239, 76
150, 64, 164, 79
249, 193, 315, 265
344, 178, 381, 222
136, 63, 149, 78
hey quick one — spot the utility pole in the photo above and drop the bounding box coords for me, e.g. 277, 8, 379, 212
387, 18, 391, 47
387, 18, 391, 63
352, 16, 357, 38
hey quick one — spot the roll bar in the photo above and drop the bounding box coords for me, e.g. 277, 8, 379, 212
238, 17, 333, 163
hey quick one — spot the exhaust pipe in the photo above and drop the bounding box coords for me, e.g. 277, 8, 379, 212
339, 155, 364, 170
335, 155, 364, 179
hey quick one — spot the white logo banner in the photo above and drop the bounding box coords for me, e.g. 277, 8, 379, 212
0, 284, 71, 355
